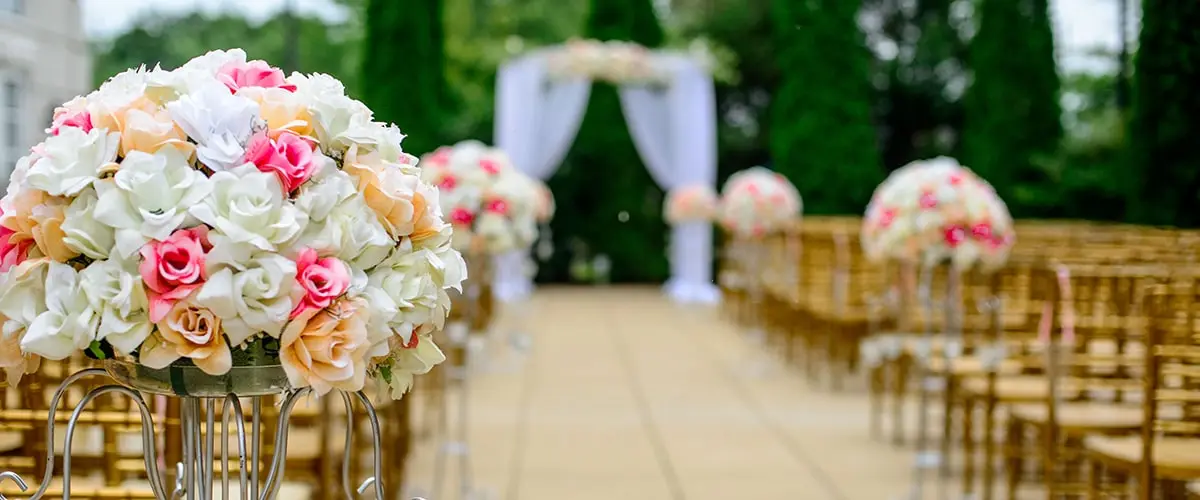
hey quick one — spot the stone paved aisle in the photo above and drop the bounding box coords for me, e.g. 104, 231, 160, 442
403, 287, 970, 500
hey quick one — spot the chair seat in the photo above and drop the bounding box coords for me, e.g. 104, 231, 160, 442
1084, 435, 1200, 481
1008, 402, 1143, 431
928, 356, 1023, 376
960, 375, 1080, 402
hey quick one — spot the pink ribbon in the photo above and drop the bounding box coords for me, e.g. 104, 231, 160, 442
1037, 265, 1076, 344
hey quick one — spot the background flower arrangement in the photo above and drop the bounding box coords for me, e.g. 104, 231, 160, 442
718, 167, 802, 238
664, 184, 718, 223
544, 38, 670, 85
419, 141, 540, 255
860, 156, 1015, 270
0, 49, 467, 399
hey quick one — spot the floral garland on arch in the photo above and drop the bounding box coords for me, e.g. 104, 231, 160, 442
860, 157, 1015, 270
544, 38, 669, 85
419, 141, 540, 255
531, 178, 555, 224
718, 167, 802, 238
0, 49, 467, 399
664, 184, 717, 224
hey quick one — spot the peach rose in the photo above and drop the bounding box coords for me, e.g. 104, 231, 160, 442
279, 297, 371, 396
120, 108, 193, 157
90, 95, 156, 139
0, 189, 77, 263
0, 320, 41, 387
344, 145, 442, 241
237, 87, 315, 139
140, 300, 231, 376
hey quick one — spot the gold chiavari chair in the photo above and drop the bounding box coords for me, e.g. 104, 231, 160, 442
1011, 264, 1161, 499
1084, 275, 1200, 499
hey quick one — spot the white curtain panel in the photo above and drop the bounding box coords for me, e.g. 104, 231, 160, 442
620, 56, 720, 304
491, 52, 720, 304
493, 53, 592, 302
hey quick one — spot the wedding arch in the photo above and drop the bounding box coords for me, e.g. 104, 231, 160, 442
490, 40, 721, 304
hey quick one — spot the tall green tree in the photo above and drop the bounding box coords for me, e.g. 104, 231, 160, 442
770, 0, 883, 214
544, 0, 668, 283
1127, 0, 1200, 226
359, 0, 447, 155
962, 0, 1062, 214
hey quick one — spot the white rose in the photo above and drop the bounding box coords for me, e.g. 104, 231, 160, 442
167, 81, 262, 172
382, 334, 445, 398
179, 48, 248, 75
7, 153, 36, 197
352, 285, 399, 358
294, 194, 391, 269
88, 67, 149, 118
21, 262, 100, 360
195, 235, 298, 346
25, 127, 119, 196
294, 159, 356, 222
61, 187, 116, 260
476, 212, 515, 253
93, 149, 212, 258
0, 259, 49, 328
190, 163, 306, 252
373, 243, 466, 330
79, 258, 151, 354
287, 73, 373, 153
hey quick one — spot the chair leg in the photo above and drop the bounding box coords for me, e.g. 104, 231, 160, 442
891, 356, 910, 446
869, 363, 885, 440
982, 394, 997, 500
1005, 417, 1024, 500
962, 395, 977, 497
941, 376, 957, 478
1086, 459, 1101, 500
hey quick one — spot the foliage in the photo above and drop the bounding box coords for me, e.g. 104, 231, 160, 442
769, 0, 884, 214
91, 11, 360, 91
541, 0, 670, 283
962, 0, 1063, 214
1127, 0, 1200, 227
358, 0, 447, 156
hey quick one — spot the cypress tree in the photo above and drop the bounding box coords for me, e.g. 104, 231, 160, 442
962, 0, 1062, 212
546, 0, 668, 283
1128, 0, 1200, 226
358, 0, 446, 155
769, 0, 883, 214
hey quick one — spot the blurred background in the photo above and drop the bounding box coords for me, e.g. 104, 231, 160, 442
0, 0, 1163, 283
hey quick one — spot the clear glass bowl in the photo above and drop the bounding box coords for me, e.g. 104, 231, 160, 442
104, 359, 292, 397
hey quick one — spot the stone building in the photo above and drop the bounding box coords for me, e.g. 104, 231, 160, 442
0, 0, 92, 188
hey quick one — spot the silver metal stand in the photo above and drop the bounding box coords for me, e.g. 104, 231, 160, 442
0, 368, 401, 500
424, 277, 489, 500
907, 264, 961, 500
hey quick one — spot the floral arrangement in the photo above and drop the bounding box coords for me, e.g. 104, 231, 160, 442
664, 184, 718, 223
419, 141, 539, 255
718, 167, 801, 238
544, 38, 669, 85
0, 49, 467, 399
861, 156, 1014, 270
530, 179, 555, 224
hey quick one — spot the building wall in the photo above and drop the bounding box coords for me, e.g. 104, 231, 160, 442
0, 0, 92, 187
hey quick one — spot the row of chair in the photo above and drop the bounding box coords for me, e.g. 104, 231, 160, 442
721, 217, 1200, 499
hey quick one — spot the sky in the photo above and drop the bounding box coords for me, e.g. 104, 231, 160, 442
80, 0, 1134, 74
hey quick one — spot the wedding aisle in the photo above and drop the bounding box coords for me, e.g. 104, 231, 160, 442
405, 287, 923, 500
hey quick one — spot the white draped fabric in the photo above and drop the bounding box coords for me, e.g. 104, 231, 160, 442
492, 50, 720, 304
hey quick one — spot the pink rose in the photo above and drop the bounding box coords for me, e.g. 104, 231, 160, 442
245, 131, 317, 193
919, 191, 938, 209
479, 158, 502, 175
50, 110, 93, 136
425, 148, 451, 167
485, 199, 508, 215
438, 175, 457, 190
139, 227, 212, 323
290, 248, 351, 319
943, 225, 967, 248
0, 206, 32, 273
449, 208, 475, 226
217, 60, 297, 93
